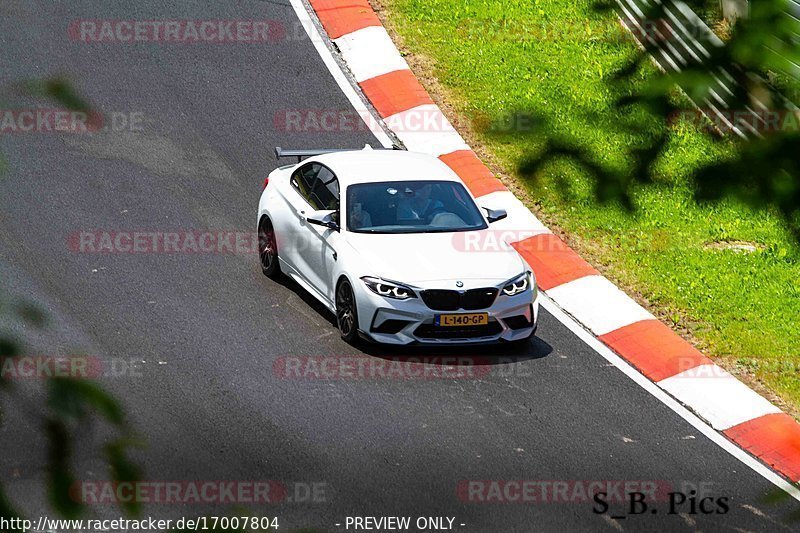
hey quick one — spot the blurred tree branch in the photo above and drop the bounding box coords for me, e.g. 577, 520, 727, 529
0, 77, 141, 522
519, 0, 800, 239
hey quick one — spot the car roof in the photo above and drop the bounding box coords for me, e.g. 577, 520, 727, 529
311, 148, 461, 186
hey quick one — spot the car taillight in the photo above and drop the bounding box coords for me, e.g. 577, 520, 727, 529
263, 177, 270, 190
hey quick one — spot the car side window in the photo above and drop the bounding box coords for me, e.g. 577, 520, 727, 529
291, 163, 318, 203
292, 163, 339, 211
310, 166, 339, 211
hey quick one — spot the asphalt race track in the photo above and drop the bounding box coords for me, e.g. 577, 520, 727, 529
1, 1, 798, 531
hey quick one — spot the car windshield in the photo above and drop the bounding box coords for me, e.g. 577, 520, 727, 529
346, 180, 488, 234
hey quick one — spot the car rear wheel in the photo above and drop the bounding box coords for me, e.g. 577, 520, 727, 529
336, 280, 359, 344
258, 217, 281, 279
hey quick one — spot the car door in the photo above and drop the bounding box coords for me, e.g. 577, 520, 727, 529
271, 162, 317, 276
302, 165, 341, 304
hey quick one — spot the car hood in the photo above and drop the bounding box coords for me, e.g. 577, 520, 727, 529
344, 230, 526, 286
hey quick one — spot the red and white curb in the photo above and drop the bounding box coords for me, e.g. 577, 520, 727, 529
297, 0, 800, 485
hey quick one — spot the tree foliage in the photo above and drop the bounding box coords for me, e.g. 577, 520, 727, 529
520, 0, 800, 239
0, 79, 141, 522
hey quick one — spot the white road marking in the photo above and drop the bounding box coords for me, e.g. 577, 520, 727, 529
547, 275, 655, 336
660, 365, 782, 430
601, 514, 624, 531
741, 504, 767, 518
678, 513, 696, 527
334, 26, 410, 82
385, 104, 470, 155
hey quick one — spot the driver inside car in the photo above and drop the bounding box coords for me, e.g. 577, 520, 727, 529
349, 188, 373, 229
397, 183, 445, 221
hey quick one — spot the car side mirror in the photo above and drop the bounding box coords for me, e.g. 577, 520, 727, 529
483, 207, 508, 223
306, 209, 340, 231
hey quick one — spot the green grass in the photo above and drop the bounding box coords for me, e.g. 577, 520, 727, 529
382, 0, 800, 412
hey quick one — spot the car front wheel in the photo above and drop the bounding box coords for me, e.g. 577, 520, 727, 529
335, 279, 359, 344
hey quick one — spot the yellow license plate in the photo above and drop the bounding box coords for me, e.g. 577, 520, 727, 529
436, 313, 489, 327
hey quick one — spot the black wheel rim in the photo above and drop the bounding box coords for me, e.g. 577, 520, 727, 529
336, 283, 354, 337
258, 221, 276, 271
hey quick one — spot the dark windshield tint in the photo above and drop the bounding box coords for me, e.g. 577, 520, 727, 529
346, 180, 487, 234
291, 163, 339, 211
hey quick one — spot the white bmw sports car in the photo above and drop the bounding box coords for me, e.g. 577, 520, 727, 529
257, 146, 540, 345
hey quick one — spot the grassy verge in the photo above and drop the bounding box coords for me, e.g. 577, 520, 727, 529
378, 0, 800, 414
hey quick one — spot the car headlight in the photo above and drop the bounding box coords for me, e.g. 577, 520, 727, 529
502, 271, 532, 296
361, 277, 417, 300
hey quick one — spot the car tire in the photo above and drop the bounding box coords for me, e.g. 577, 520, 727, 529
258, 217, 281, 279
336, 279, 360, 345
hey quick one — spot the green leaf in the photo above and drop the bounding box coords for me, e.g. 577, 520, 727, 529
759, 484, 800, 522
45, 418, 83, 519
0, 483, 20, 522
23, 77, 92, 112
0, 338, 20, 389
105, 439, 142, 517
48, 378, 125, 426
0, 338, 19, 358
14, 302, 48, 328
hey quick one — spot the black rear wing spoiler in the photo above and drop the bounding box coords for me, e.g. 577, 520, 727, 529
274, 145, 398, 163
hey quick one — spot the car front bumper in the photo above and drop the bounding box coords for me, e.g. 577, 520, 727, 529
355, 282, 540, 345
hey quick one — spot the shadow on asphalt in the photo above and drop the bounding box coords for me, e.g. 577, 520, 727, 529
271, 270, 338, 324
269, 271, 553, 366
358, 335, 552, 366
